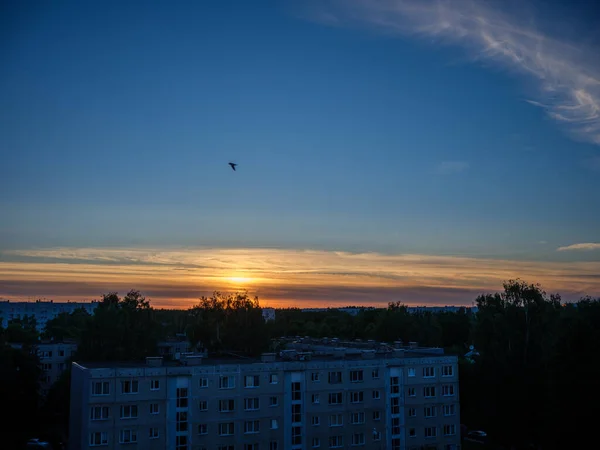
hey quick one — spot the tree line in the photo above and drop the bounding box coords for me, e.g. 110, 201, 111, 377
1, 281, 598, 449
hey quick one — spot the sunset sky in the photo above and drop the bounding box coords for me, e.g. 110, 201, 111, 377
1, 0, 599, 309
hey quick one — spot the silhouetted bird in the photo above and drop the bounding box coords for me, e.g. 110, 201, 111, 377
229, 162, 237, 171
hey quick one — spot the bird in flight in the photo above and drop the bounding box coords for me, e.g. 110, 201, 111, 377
229, 162, 237, 171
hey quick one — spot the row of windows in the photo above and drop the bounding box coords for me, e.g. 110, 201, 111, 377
90, 404, 161, 420
406, 385, 456, 398
407, 424, 457, 438
89, 428, 160, 446
90, 365, 456, 396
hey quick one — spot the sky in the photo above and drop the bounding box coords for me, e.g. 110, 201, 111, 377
1, 0, 599, 308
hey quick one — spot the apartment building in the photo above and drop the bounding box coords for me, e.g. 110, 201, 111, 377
69, 339, 460, 450
38, 340, 78, 393
0, 299, 98, 330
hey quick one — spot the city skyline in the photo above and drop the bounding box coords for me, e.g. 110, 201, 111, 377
1, 0, 599, 308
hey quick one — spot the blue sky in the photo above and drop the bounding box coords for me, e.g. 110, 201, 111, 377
1, 0, 599, 306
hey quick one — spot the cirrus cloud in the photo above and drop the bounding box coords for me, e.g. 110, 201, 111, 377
557, 243, 600, 252
305, 0, 600, 145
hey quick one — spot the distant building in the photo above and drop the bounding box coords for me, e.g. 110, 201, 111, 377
262, 307, 276, 322
69, 338, 460, 450
157, 336, 206, 361
0, 299, 98, 331
38, 340, 78, 394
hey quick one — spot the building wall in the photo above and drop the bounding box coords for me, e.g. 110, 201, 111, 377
70, 354, 460, 450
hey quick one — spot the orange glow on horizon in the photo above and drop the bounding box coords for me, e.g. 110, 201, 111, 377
0, 247, 599, 309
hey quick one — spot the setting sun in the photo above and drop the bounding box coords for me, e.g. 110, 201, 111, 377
226, 276, 254, 284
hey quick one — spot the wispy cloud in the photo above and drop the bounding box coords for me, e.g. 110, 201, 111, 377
1, 247, 599, 307
434, 161, 470, 174
557, 243, 600, 252
307, 0, 600, 145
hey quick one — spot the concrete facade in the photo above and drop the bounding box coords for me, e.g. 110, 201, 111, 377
69, 343, 460, 450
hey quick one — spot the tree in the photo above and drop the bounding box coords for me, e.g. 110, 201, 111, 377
186, 292, 269, 356
76, 290, 161, 361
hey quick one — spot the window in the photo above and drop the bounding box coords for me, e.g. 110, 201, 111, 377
92, 381, 110, 396
199, 400, 208, 411
176, 412, 188, 432
244, 420, 260, 434
311, 372, 320, 382
424, 386, 436, 398
176, 435, 188, 450
292, 426, 302, 446
424, 406, 437, 418
329, 413, 343, 427
372, 368, 380, 379
372, 390, 381, 399
120, 405, 138, 419
150, 403, 159, 414
442, 365, 454, 377
423, 367, 435, 378
443, 385, 455, 396
372, 410, 381, 421
270, 373, 279, 384
350, 370, 363, 382
392, 417, 400, 435
329, 436, 343, 448
244, 375, 260, 388
444, 424, 456, 436
59, 350, 65, 357
351, 433, 365, 446
328, 371, 342, 384
292, 403, 302, 423
350, 391, 364, 403
149, 427, 159, 439
198, 423, 208, 435
219, 399, 235, 412
443, 404, 456, 416
269, 396, 278, 407
312, 393, 320, 404
350, 412, 365, 424
42, 351, 52, 358
312, 415, 320, 426
312, 437, 321, 448
409, 428, 416, 438
373, 431, 382, 441
218, 422, 235, 436
199, 377, 208, 388
392, 438, 400, 450
90, 406, 109, 421
270, 442, 279, 450
218, 446, 234, 450
121, 380, 139, 394
408, 387, 416, 397
176, 387, 188, 407
408, 407, 416, 417
292, 382, 301, 401
219, 375, 235, 389
245, 445, 259, 450
89, 432, 108, 446
245, 397, 259, 410
425, 426, 437, 438
390, 376, 400, 394
58, 363, 66, 370
328, 392, 343, 405
42, 363, 52, 370
151, 379, 160, 390
408, 367, 416, 377
119, 429, 137, 444
391, 397, 400, 414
